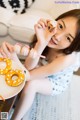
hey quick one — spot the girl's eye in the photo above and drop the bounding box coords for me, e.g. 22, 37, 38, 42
66, 36, 71, 42
58, 24, 63, 30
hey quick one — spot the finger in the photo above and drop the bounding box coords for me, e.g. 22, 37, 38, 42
0, 48, 3, 58
46, 19, 51, 25
2, 42, 10, 56
38, 21, 46, 28
2, 42, 12, 56
39, 19, 47, 27
37, 23, 43, 28
5, 42, 14, 52
34, 24, 42, 33
0, 48, 7, 58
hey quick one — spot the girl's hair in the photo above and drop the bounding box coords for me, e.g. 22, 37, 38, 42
56, 9, 80, 54
33, 9, 80, 55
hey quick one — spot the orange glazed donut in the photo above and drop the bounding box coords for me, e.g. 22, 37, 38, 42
5, 69, 25, 87
0, 58, 12, 75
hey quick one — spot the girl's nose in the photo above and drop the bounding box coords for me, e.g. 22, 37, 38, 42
54, 31, 65, 41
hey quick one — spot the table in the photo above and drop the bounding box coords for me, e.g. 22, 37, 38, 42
0, 95, 19, 120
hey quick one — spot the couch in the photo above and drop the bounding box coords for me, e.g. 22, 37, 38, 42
0, 0, 79, 45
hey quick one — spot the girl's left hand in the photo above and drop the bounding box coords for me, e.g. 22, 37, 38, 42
34, 19, 57, 47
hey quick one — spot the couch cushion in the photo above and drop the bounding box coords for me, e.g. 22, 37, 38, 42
0, 7, 15, 36
0, 23, 8, 36
0, 0, 35, 14
9, 9, 53, 43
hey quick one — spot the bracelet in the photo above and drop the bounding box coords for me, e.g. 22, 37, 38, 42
29, 48, 46, 59
23, 69, 30, 81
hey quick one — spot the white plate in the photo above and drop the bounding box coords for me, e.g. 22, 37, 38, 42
0, 60, 29, 100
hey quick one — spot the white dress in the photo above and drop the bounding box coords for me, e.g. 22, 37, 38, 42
23, 52, 80, 120
39, 54, 80, 95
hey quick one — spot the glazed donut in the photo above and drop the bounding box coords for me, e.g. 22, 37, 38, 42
5, 69, 25, 86
49, 20, 57, 27
48, 20, 57, 31
14, 43, 22, 54
20, 45, 30, 56
0, 58, 12, 75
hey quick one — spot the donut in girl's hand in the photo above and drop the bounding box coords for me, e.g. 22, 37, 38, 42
0, 58, 12, 75
49, 20, 57, 27
14, 43, 22, 54
5, 69, 25, 87
48, 20, 57, 31
21, 45, 30, 56
14, 43, 30, 56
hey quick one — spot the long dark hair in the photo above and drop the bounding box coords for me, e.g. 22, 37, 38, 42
33, 9, 80, 55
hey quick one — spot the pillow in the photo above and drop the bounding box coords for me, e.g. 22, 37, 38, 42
0, 0, 35, 14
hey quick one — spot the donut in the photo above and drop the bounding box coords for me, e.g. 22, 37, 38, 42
14, 43, 30, 56
0, 58, 12, 75
48, 20, 57, 31
5, 69, 25, 86
49, 20, 57, 27
14, 43, 22, 54
20, 45, 30, 56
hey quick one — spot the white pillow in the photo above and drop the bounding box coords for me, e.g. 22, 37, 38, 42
9, 9, 53, 43
0, 7, 15, 36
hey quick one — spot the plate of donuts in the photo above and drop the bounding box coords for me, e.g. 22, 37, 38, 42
0, 57, 30, 100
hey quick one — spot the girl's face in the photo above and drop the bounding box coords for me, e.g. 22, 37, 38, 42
48, 17, 78, 50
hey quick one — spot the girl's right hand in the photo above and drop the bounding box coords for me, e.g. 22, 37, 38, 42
0, 41, 20, 63
34, 19, 57, 47
0, 41, 14, 58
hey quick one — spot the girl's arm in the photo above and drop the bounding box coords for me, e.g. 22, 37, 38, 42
25, 19, 57, 70
24, 42, 45, 70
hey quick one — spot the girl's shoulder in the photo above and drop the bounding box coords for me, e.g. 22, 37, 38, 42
49, 52, 77, 73
40, 52, 75, 66
62, 52, 78, 66
51, 52, 75, 66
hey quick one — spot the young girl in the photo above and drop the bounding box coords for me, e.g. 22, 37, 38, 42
0, 9, 80, 120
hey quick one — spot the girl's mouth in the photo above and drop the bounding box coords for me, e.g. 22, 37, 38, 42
50, 38, 58, 45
